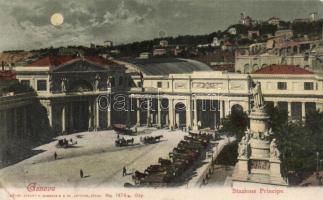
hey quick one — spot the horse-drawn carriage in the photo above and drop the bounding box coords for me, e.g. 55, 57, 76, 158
56, 138, 77, 148
129, 132, 212, 187
142, 135, 163, 144
188, 131, 213, 141
115, 138, 134, 147
112, 124, 135, 135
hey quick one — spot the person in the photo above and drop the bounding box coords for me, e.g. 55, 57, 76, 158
123, 166, 127, 176
54, 152, 57, 160
117, 134, 120, 139
80, 169, 84, 178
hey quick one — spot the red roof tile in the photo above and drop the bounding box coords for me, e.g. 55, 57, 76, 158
253, 64, 313, 75
27, 55, 116, 68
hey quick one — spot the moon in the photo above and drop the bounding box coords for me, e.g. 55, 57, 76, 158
50, 13, 64, 26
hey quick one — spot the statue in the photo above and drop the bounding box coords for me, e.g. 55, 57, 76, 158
252, 82, 265, 109
238, 136, 249, 158
61, 78, 66, 93
270, 139, 280, 160
264, 128, 274, 138
95, 75, 100, 91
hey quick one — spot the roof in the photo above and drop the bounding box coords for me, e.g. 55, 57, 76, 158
120, 57, 212, 76
268, 16, 280, 20
0, 70, 16, 80
0, 51, 35, 65
26, 55, 116, 68
253, 64, 313, 75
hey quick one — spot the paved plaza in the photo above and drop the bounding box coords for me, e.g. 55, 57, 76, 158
0, 129, 187, 188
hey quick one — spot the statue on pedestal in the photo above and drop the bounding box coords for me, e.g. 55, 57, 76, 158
270, 139, 280, 160
238, 136, 249, 158
252, 82, 265, 109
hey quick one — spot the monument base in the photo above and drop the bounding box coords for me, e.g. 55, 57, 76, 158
232, 158, 249, 182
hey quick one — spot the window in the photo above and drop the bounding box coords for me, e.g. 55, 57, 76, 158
157, 82, 162, 88
277, 82, 287, 90
304, 82, 314, 90
118, 76, 123, 86
37, 80, 47, 91
21, 80, 30, 86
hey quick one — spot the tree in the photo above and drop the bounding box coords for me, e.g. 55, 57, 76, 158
266, 107, 323, 184
220, 109, 248, 141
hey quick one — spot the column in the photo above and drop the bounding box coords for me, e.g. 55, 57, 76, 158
157, 98, 162, 128
301, 102, 306, 120
165, 113, 169, 127
95, 99, 100, 129
288, 102, 292, 120
62, 105, 66, 133
127, 97, 131, 127
224, 100, 230, 117
107, 98, 111, 128
136, 99, 141, 126
168, 99, 174, 129
193, 98, 198, 131
317, 103, 323, 112
88, 102, 92, 130
48, 103, 53, 127
214, 111, 218, 130
147, 99, 151, 127
186, 98, 192, 130
219, 100, 224, 119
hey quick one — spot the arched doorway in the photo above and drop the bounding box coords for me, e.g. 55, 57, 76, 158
175, 102, 186, 129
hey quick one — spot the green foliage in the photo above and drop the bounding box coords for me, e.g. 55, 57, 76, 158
215, 142, 238, 165
292, 21, 323, 37
8, 81, 34, 94
266, 107, 323, 177
220, 109, 248, 141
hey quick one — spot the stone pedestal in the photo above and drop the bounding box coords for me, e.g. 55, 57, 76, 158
232, 107, 287, 186
232, 158, 249, 182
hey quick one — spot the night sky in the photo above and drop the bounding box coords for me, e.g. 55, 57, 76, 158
0, 0, 322, 51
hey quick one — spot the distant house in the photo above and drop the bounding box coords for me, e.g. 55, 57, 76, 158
240, 13, 253, 26
153, 48, 167, 56
211, 37, 221, 47
275, 29, 293, 40
104, 40, 113, 47
309, 12, 319, 22
293, 18, 310, 23
267, 17, 280, 26
248, 30, 260, 39
159, 40, 169, 48
228, 27, 237, 35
